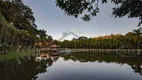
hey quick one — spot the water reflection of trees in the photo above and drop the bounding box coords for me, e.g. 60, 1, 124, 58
0, 56, 53, 80
131, 56, 142, 75
61, 53, 142, 76
0, 53, 142, 79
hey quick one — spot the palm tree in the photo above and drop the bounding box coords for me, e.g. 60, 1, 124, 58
133, 27, 142, 54
0, 11, 6, 46
0, 11, 15, 52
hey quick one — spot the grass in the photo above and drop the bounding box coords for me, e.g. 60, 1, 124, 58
0, 51, 33, 61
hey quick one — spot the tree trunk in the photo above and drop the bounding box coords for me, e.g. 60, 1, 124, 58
0, 26, 5, 46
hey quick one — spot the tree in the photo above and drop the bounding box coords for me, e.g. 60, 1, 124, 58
47, 35, 53, 43
56, 0, 142, 26
133, 28, 142, 49
37, 29, 48, 45
0, 0, 51, 52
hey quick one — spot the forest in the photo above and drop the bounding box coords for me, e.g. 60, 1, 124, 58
0, 0, 51, 53
57, 29, 142, 49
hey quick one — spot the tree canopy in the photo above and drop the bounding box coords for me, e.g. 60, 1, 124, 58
57, 29, 142, 49
0, 0, 51, 52
56, 0, 142, 26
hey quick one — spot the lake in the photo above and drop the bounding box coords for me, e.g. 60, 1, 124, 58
0, 53, 142, 80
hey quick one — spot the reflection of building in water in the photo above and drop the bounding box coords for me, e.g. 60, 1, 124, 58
51, 56, 59, 62
36, 53, 50, 61
40, 53, 50, 58
36, 52, 59, 62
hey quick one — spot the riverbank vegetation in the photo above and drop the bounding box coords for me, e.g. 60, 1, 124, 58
0, 0, 51, 53
60, 53, 142, 75
0, 56, 53, 80
0, 0, 142, 55
0, 51, 32, 61
0, 53, 142, 79
57, 28, 142, 49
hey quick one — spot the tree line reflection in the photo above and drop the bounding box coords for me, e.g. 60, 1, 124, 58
60, 53, 142, 76
0, 55, 54, 80
0, 53, 142, 80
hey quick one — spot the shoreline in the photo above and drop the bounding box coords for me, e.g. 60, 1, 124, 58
39, 48, 142, 54
0, 51, 34, 61
61, 48, 142, 54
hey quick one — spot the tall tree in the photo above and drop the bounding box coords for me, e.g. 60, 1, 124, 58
133, 28, 142, 49
0, 0, 50, 52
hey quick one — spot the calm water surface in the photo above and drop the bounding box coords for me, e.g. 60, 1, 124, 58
0, 53, 142, 80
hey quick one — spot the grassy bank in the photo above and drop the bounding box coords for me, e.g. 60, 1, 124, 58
0, 51, 33, 61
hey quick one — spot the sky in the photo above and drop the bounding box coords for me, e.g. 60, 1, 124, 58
23, 0, 139, 40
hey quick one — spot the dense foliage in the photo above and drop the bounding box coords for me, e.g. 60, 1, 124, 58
0, 0, 50, 52
0, 0, 142, 52
58, 28, 142, 49
61, 53, 142, 75
0, 56, 53, 80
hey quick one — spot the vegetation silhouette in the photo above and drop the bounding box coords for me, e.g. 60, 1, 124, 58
56, 29, 142, 50
60, 52, 142, 76
0, 0, 52, 53
56, 0, 142, 26
0, 55, 53, 80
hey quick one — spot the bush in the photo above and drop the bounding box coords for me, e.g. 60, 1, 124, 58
0, 45, 4, 51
